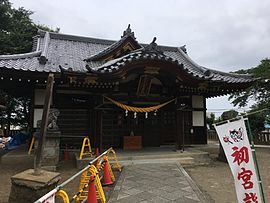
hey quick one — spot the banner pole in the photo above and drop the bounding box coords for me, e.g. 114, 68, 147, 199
245, 118, 266, 203
214, 108, 268, 126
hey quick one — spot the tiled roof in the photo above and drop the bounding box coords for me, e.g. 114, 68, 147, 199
85, 24, 142, 61
0, 29, 255, 84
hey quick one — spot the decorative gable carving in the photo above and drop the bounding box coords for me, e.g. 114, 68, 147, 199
85, 24, 142, 62
137, 75, 153, 96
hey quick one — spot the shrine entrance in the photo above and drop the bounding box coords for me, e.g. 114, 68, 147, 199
98, 95, 191, 150
100, 107, 177, 149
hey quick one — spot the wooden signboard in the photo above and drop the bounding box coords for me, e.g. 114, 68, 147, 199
123, 136, 142, 150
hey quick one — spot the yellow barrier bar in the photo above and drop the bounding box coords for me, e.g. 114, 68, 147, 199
76, 164, 106, 203
108, 149, 122, 171
56, 190, 70, 203
90, 165, 106, 203
76, 167, 91, 201
79, 137, 93, 159
28, 136, 35, 155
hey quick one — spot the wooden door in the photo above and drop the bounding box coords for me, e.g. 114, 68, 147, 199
142, 113, 160, 147
160, 111, 176, 145
58, 108, 90, 149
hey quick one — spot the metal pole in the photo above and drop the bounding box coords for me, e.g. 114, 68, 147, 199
245, 118, 266, 203
214, 108, 268, 126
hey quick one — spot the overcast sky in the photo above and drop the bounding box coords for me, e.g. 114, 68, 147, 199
10, 0, 270, 116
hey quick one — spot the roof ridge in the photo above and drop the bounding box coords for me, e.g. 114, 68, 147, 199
176, 47, 206, 73
0, 51, 41, 60
207, 68, 254, 78
141, 43, 179, 51
38, 29, 116, 45
37, 30, 183, 52
38, 31, 50, 65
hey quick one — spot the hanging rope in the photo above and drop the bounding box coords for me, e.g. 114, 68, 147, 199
104, 96, 176, 113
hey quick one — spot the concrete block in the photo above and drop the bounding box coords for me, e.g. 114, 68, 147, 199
9, 169, 60, 203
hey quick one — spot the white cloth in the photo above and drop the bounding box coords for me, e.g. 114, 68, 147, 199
215, 118, 262, 203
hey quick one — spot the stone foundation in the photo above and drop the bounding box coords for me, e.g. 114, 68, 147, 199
35, 130, 61, 171
9, 169, 60, 203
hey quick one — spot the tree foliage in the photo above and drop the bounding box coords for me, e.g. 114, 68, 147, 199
0, 0, 59, 132
229, 59, 270, 137
206, 113, 216, 129
220, 110, 238, 121
0, 0, 59, 55
229, 58, 270, 108
0, 90, 30, 130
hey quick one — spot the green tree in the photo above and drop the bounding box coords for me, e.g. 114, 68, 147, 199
217, 110, 239, 162
0, 0, 59, 133
229, 58, 270, 108
0, 0, 59, 54
220, 110, 238, 121
206, 113, 216, 129
229, 59, 270, 138
0, 90, 31, 133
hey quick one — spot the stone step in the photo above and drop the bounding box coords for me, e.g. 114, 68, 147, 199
116, 151, 208, 161
118, 157, 195, 166
74, 150, 210, 169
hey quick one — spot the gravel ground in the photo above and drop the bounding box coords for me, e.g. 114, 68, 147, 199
185, 146, 270, 203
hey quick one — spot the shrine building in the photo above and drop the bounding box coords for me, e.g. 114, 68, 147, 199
0, 25, 255, 150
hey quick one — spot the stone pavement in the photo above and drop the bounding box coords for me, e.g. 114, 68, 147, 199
108, 163, 207, 203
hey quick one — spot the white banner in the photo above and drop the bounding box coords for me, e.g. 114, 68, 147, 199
214, 118, 262, 203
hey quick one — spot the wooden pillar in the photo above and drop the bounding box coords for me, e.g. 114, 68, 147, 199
91, 109, 98, 148
34, 73, 54, 174
203, 96, 207, 144
95, 110, 103, 151
175, 110, 182, 150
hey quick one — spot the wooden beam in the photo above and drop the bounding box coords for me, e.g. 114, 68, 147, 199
34, 73, 54, 175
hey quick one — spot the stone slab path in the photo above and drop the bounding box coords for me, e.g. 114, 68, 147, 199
108, 163, 207, 203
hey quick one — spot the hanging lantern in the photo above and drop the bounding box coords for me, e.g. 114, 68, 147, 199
134, 112, 137, 119
125, 110, 128, 116
145, 112, 148, 119
154, 110, 157, 116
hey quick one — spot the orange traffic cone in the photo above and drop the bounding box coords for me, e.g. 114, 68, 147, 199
102, 157, 113, 186
95, 148, 100, 156
64, 144, 69, 161
87, 175, 98, 203
95, 148, 100, 167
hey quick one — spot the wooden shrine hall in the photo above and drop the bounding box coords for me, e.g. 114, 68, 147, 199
0, 25, 255, 150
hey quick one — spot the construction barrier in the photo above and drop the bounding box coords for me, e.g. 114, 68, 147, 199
56, 190, 70, 203
28, 135, 35, 155
34, 147, 122, 203
79, 137, 93, 159
108, 149, 122, 172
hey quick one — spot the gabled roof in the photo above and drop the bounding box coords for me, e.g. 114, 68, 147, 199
0, 25, 255, 84
85, 24, 142, 61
